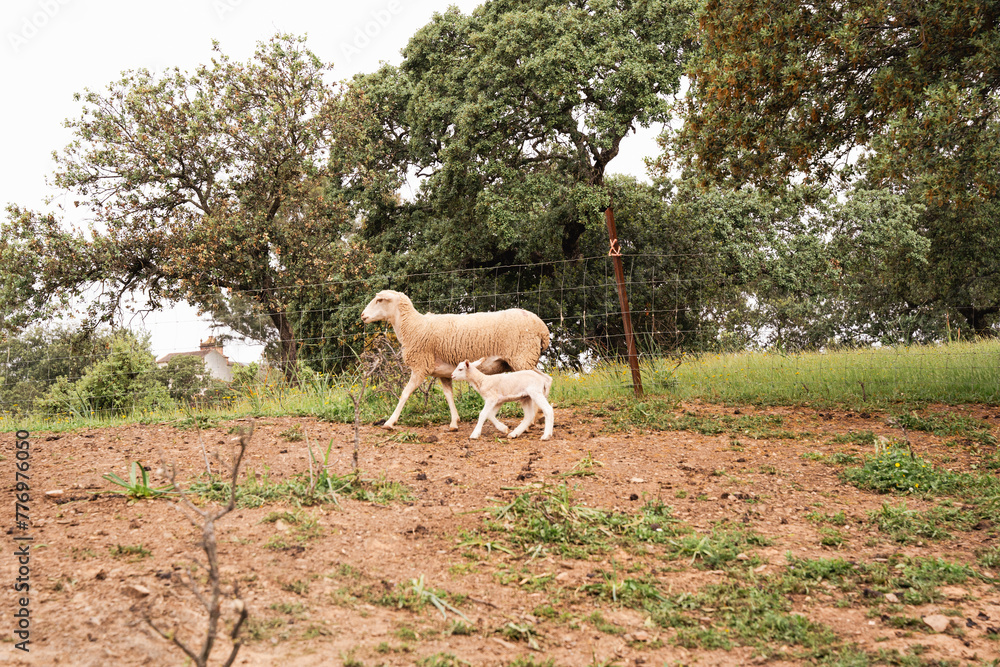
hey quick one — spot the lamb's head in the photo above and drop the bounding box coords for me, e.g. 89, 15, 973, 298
451, 358, 488, 381
451, 360, 472, 381
361, 290, 408, 324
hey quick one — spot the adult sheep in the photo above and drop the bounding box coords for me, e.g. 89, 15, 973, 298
360, 289, 550, 430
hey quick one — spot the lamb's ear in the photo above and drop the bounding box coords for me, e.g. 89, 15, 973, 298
471, 357, 486, 368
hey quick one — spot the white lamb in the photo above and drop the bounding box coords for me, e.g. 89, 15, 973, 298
360, 290, 550, 430
451, 359, 554, 440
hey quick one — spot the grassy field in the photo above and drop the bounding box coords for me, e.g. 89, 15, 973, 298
4, 339, 999, 433
556, 339, 1000, 408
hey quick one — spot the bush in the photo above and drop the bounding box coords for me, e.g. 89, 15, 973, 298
157, 354, 226, 403
37, 333, 171, 418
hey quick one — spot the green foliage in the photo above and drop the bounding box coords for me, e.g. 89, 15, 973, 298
866, 502, 976, 544
319, 0, 701, 365
598, 401, 795, 439
894, 411, 997, 447
782, 554, 984, 605
4, 34, 377, 381
416, 653, 470, 667
190, 467, 412, 509
356, 0, 694, 261
0, 325, 117, 416
651, 582, 837, 651
108, 543, 152, 561
467, 484, 685, 558
840, 444, 960, 496
977, 546, 1000, 570
670, 1, 1000, 336
665, 528, 771, 569
156, 354, 228, 403
37, 333, 171, 418
103, 461, 175, 499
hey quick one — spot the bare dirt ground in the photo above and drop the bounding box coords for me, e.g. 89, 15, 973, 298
3, 402, 999, 666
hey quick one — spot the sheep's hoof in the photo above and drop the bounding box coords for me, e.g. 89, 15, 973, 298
447, 424, 459, 432
506, 433, 519, 440
469, 434, 480, 440
540, 435, 551, 441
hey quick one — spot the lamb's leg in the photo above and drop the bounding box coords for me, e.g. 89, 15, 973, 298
383, 370, 426, 428
485, 400, 509, 435
524, 398, 540, 429
529, 389, 554, 440
439, 377, 461, 431
469, 399, 497, 439
507, 398, 536, 439
487, 410, 509, 435
530, 375, 552, 426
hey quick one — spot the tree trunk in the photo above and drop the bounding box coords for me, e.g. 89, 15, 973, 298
956, 305, 1000, 337
269, 310, 299, 384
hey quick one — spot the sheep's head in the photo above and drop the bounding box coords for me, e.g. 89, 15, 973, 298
361, 290, 406, 324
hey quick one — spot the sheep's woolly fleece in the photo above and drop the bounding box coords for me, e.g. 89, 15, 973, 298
366, 290, 550, 375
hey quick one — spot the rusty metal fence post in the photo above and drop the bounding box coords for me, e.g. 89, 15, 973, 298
604, 203, 644, 398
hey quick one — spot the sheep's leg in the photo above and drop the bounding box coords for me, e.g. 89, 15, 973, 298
439, 377, 461, 431
469, 399, 497, 439
383, 370, 426, 428
507, 398, 535, 439
528, 389, 554, 440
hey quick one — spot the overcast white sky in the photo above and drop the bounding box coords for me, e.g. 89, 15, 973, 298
1, 0, 660, 363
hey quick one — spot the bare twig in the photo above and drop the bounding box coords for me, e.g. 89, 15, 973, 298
194, 421, 213, 478
305, 426, 317, 494
145, 423, 253, 667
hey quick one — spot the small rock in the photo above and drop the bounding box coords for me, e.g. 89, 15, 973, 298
45, 489, 64, 498
555, 571, 570, 582
884, 593, 900, 603
630, 477, 645, 484
123, 584, 150, 599
633, 630, 650, 642
736, 553, 750, 561
274, 519, 290, 532
940, 586, 967, 600
753, 564, 768, 573
923, 614, 952, 633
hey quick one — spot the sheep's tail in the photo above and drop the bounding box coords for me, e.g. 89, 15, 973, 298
538, 319, 550, 352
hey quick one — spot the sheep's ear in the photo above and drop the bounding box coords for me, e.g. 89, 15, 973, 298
471, 357, 486, 368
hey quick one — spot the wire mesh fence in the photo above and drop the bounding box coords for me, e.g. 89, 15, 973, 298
2, 252, 999, 423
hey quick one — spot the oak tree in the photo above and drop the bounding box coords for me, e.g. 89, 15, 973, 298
4, 34, 368, 379
666, 0, 1000, 333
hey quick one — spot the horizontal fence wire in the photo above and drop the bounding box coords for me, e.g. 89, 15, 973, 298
2, 252, 999, 422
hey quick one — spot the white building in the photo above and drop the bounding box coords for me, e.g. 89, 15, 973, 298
155, 336, 235, 382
